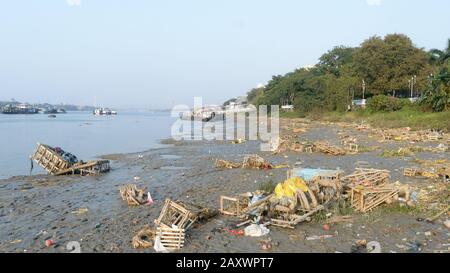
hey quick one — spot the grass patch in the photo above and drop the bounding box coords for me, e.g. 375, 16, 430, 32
257, 179, 276, 193
304, 109, 450, 132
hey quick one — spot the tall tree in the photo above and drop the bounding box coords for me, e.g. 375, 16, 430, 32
353, 34, 430, 96
318, 46, 355, 76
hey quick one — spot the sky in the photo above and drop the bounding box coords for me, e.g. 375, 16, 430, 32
1, 0, 450, 109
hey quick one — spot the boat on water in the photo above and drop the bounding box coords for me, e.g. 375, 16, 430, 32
1, 104, 39, 114
93, 107, 118, 116
43, 108, 67, 114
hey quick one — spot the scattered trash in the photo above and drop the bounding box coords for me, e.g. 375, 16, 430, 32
306, 234, 335, 241
367, 241, 382, 253
45, 239, 55, 247
71, 208, 89, 215
244, 224, 270, 237
215, 155, 273, 170
326, 215, 353, 224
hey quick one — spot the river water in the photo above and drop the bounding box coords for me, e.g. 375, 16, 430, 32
0, 111, 175, 179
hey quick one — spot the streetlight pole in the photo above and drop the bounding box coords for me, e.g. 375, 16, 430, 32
362, 80, 366, 100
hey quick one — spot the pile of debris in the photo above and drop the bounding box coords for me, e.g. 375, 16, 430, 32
119, 184, 152, 206
132, 199, 217, 252
220, 168, 345, 230
377, 128, 444, 143
215, 155, 273, 170
313, 141, 347, 156
31, 143, 110, 176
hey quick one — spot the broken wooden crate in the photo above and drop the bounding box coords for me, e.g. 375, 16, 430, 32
219, 195, 250, 216
154, 199, 199, 230
270, 205, 324, 229
156, 227, 185, 251
343, 168, 390, 188
403, 168, 422, 177
31, 143, 110, 176
349, 186, 399, 213
313, 141, 346, 156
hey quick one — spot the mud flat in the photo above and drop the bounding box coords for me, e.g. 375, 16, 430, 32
0, 119, 449, 253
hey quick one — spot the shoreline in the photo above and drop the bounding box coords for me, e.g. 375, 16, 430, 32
0, 118, 448, 253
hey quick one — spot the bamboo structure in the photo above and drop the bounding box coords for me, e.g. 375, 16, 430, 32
156, 227, 185, 251
31, 143, 110, 176
350, 186, 399, 213
154, 199, 198, 230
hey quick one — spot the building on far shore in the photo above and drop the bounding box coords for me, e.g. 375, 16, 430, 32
352, 99, 367, 109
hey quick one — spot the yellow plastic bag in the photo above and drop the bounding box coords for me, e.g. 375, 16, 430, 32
274, 177, 309, 199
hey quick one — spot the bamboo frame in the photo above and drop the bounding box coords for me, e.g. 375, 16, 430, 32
154, 199, 198, 230
156, 227, 185, 250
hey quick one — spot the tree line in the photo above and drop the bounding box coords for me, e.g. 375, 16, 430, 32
248, 34, 450, 112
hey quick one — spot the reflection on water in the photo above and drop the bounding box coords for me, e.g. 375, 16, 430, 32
0, 111, 174, 179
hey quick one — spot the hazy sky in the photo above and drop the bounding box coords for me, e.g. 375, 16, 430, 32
1, 0, 449, 109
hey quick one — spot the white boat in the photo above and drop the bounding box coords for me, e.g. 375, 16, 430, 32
93, 108, 117, 116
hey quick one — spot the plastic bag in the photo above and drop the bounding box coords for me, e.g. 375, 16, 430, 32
244, 224, 270, 237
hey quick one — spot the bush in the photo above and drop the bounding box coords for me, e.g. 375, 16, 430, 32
367, 95, 403, 112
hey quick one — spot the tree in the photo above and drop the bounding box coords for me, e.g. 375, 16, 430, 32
318, 46, 355, 76
421, 64, 450, 111
353, 34, 430, 96
429, 39, 450, 65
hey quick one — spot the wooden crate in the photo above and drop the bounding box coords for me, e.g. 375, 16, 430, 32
31, 143, 110, 176
31, 143, 71, 175
344, 168, 390, 187
403, 168, 420, 177
219, 195, 249, 216
155, 199, 198, 230
54, 160, 110, 176
156, 227, 185, 250
350, 186, 399, 213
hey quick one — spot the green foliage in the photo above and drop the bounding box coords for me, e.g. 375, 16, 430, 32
367, 95, 403, 112
353, 34, 431, 95
421, 64, 450, 111
247, 34, 449, 117
257, 180, 276, 193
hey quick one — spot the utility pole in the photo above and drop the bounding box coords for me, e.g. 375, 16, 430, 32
362, 80, 366, 100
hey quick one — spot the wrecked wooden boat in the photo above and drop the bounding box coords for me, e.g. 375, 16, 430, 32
30, 143, 110, 176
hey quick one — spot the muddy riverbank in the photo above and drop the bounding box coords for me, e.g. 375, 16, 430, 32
0, 119, 449, 253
